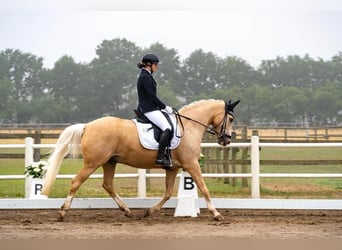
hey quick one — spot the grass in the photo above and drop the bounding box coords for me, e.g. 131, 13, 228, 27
0, 147, 341, 199
260, 159, 342, 198
259, 147, 342, 198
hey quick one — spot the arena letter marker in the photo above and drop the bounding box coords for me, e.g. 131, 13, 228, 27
174, 170, 200, 217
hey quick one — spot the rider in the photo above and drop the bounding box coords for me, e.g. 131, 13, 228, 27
136, 53, 173, 168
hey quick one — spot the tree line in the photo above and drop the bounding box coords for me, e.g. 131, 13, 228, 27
0, 38, 341, 126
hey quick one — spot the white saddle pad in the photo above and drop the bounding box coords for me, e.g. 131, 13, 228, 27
132, 113, 181, 150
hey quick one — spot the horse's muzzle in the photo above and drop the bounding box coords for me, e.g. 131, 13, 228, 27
217, 134, 231, 146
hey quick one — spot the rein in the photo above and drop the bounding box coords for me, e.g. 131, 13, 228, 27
172, 108, 230, 138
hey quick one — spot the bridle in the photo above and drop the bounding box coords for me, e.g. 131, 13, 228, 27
216, 104, 234, 142
173, 100, 237, 142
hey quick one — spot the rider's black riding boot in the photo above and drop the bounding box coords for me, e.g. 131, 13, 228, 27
155, 129, 172, 169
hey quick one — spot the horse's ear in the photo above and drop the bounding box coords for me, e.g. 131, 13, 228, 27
226, 99, 240, 111
231, 100, 240, 109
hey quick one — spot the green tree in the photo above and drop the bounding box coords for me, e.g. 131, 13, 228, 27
270, 86, 309, 124
1, 42, 341, 126
30, 95, 68, 123
240, 84, 274, 124
259, 55, 325, 88
310, 82, 342, 125
0, 77, 14, 122
330, 52, 342, 83
181, 49, 220, 97
217, 56, 260, 88
91, 38, 142, 118
44, 55, 87, 122
0, 49, 44, 123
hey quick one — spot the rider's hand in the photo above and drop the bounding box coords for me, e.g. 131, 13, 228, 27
165, 106, 173, 114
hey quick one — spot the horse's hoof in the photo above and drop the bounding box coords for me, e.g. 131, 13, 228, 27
143, 208, 152, 218
57, 210, 65, 222
124, 211, 134, 218
214, 214, 224, 221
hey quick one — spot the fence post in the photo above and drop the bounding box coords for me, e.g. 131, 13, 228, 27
223, 146, 230, 184
241, 127, 248, 187
34, 130, 41, 161
231, 132, 238, 186
25, 137, 34, 168
251, 134, 260, 199
25, 137, 34, 198
138, 169, 146, 198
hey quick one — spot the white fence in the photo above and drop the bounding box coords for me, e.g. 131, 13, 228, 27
0, 136, 341, 210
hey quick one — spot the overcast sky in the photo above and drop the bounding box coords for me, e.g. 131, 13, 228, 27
1, 0, 341, 68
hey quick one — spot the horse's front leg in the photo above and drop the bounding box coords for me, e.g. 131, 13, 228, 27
144, 168, 178, 217
102, 163, 133, 218
186, 161, 224, 221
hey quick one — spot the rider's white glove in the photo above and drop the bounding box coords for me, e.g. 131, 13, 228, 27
165, 106, 173, 114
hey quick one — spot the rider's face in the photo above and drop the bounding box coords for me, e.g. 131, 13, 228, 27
151, 63, 158, 73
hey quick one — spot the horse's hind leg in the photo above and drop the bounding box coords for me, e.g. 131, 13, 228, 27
58, 164, 97, 222
102, 163, 133, 218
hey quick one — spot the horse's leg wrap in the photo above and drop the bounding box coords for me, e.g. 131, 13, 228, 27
58, 195, 73, 222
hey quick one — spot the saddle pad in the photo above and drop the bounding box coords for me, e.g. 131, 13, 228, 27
132, 115, 181, 150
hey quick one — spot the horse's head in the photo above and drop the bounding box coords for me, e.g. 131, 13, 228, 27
215, 100, 240, 146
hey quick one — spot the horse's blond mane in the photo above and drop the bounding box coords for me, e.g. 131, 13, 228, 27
180, 99, 222, 112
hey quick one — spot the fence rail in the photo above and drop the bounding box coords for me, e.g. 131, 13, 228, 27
2, 125, 342, 144
0, 136, 341, 209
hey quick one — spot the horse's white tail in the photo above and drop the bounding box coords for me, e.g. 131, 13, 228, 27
41, 123, 85, 196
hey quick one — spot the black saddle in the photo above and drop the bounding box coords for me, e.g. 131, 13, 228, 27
134, 109, 174, 142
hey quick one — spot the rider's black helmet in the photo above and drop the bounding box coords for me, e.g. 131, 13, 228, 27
142, 53, 159, 64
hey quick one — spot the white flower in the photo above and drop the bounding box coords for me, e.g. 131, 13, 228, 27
38, 161, 46, 166
25, 160, 48, 178
31, 162, 39, 168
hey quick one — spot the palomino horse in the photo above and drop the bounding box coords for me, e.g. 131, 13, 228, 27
41, 99, 240, 221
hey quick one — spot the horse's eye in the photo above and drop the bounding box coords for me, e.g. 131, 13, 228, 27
229, 118, 234, 123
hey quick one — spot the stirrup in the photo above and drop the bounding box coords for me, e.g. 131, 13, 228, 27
155, 157, 172, 166
155, 154, 173, 169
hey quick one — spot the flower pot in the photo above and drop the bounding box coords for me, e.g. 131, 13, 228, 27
25, 177, 47, 199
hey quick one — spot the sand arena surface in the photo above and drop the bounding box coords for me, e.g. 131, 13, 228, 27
0, 208, 341, 239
